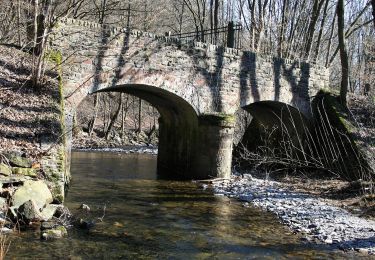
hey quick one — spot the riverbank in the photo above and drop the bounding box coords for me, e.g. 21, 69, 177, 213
73, 145, 158, 155
210, 172, 375, 255
0, 45, 69, 230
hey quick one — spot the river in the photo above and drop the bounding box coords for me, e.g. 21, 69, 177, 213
7, 151, 357, 259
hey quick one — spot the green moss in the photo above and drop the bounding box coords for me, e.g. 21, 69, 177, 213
199, 114, 236, 127
313, 90, 353, 134
56, 225, 67, 234
311, 90, 372, 180
44, 49, 69, 201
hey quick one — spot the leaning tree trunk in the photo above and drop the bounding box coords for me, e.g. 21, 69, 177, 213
105, 93, 122, 140
304, 0, 324, 60
88, 94, 100, 136
137, 98, 142, 133
337, 0, 349, 107
313, 0, 329, 62
121, 94, 129, 139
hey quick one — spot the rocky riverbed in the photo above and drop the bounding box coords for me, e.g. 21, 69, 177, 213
211, 173, 375, 255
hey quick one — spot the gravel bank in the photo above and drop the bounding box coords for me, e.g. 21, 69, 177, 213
212, 173, 375, 255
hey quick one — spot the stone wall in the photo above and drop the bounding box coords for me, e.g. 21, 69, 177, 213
50, 18, 329, 117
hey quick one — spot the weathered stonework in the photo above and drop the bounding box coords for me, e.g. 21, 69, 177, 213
50, 18, 330, 179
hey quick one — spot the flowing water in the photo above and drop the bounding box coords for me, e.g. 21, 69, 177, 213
7, 151, 360, 259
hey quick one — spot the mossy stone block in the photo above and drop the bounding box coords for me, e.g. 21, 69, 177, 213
12, 167, 37, 177
5, 152, 32, 168
0, 163, 12, 176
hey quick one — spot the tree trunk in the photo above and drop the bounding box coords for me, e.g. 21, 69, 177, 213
214, 0, 219, 43
88, 94, 100, 136
17, 0, 21, 46
99, 0, 107, 24
137, 98, 142, 133
337, 0, 349, 107
105, 94, 122, 140
312, 0, 329, 62
304, 0, 324, 60
325, 12, 336, 67
121, 94, 129, 139
210, 0, 214, 43
372, 0, 375, 28
278, 0, 288, 58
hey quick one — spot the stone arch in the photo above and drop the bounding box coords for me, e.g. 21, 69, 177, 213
92, 84, 201, 179
237, 101, 309, 154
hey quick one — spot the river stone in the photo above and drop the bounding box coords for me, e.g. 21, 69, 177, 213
0, 163, 12, 176
41, 226, 67, 240
39, 204, 59, 221
12, 180, 53, 210
12, 167, 37, 177
18, 200, 43, 222
5, 152, 32, 168
41, 221, 57, 230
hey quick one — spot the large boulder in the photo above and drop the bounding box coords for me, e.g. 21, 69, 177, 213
5, 152, 32, 168
17, 200, 43, 222
12, 180, 53, 210
0, 163, 12, 176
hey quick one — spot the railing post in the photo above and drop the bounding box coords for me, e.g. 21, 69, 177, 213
226, 21, 234, 48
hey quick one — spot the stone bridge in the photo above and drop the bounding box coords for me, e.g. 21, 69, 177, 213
51, 18, 329, 179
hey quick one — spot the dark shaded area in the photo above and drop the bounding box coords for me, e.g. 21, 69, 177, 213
234, 101, 309, 169
95, 84, 200, 180
0, 58, 31, 78
7, 104, 60, 114
92, 25, 111, 93
240, 52, 260, 102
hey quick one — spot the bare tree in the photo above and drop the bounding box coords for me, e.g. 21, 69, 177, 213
337, 0, 349, 107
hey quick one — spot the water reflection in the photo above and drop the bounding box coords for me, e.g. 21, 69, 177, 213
6, 151, 358, 259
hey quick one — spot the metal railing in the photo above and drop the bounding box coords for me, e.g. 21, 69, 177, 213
170, 22, 242, 49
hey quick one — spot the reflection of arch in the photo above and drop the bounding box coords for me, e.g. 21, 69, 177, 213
239, 101, 309, 152
94, 84, 199, 179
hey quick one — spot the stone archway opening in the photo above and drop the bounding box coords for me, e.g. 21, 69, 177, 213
74, 90, 160, 149
74, 84, 201, 179
234, 101, 310, 171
